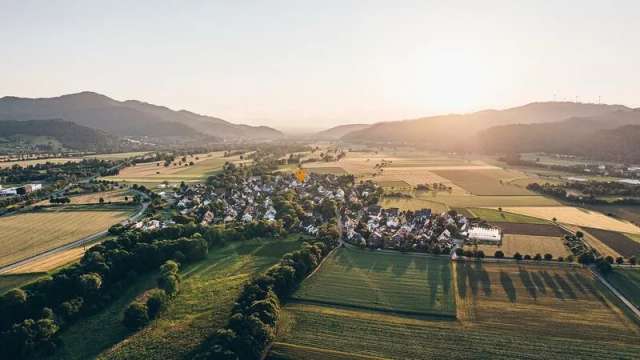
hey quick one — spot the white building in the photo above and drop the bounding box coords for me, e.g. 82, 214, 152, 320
468, 226, 502, 244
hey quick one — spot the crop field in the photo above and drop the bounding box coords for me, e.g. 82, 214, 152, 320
467, 207, 549, 224
467, 234, 570, 258
432, 169, 534, 196
377, 180, 412, 189
272, 261, 640, 359
304, 166, 347, 175
292, 248, 456, 316
102, 151, 244, 183
371, 167, 467, 191
0, 157, 80, 168
96, 236, 305, 360
0, 210, 129, 267
490, 222, 568, 237
414, 193, 560, 208
379, 197, 449, 214
605, 268, 640, 310
584, 227, 640, 258
500, 206, 640, 234
0, 273, 45, 294
85, 151, 150, 160
2, 247, 86, 274
583, 205, 640, 226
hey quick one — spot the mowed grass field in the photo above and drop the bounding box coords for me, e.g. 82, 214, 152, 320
0, 210, 130, 267
500, 206, 640, 234
432, 169, 533, 196
271, 261, 640, 359
467, 234, 570, 258
292, 248, 456, 316
0, 273, 45, 294
93, 236, 306, 360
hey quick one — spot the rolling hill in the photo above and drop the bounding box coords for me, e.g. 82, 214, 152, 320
0, 92, 283, 140
314, 124, 371, 140
342, 102, 629, 149
0, 119, 120, 152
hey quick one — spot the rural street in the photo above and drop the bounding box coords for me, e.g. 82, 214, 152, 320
0, 198, 149, 275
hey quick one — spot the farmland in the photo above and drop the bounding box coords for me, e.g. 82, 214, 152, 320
466, 207, 549, 224
1, 246, 86, 274
0, 209, 130, 267
95, 236, 305, 360
500, 206, 640, 234
272, 261, 640, 359
467, 234, 570, 258
304, 166, 347, 175
605, 268, 640, 310
584, 227, 640, 258
490, 222, 568, 237
102, 151, 245, 184
292, 248, 455, 316
432, 169, 533, 196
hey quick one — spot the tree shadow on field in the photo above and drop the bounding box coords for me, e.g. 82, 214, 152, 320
500, 271, 516, 303
574, 272, 609, 306
441, 261, 452, 298
476, 262, 492, 297
427, 258, 438, 308
541, 271, 564, 300
530, 271, 547, 295
565, 272, 587, 295
518, 268, 537, 299
554, 274, 577, 299
390, 254, 411, 277
456, 262, 468, 299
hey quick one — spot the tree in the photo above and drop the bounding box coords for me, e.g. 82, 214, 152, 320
543, 253, 553, 261
595, 258, 612, 274
513, 252, 522, 260
630, 256, 637, 265
146, 289, 168, 318
605, 256, 614, 264
475, 250, 485, 259
615, 257, 624, 265
523, 254, 532, 260
99, 197, 105, 204
494, 250, 504, 259
123, 302, 149, 330
533, 253, 542, 261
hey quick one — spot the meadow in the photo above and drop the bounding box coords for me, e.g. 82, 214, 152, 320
271, 261, 640, 359
93, 236, 305, 360
0, 209, 130, 268
292, 248, 456, 316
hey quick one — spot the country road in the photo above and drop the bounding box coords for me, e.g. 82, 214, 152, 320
0, 199, 149, 275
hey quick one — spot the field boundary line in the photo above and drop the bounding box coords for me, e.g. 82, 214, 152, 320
270, 342, 390, 360
287, 298, 457, 319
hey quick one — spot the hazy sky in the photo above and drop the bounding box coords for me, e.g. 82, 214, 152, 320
2, 1, 639, 132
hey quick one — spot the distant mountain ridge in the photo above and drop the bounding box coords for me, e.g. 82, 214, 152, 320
0, 92, 283, 140
314, 124, 371, 140
341, 102, 630, 149
0, 119, 119, 151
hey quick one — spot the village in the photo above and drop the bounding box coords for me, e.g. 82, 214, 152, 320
130, 166, 503, 255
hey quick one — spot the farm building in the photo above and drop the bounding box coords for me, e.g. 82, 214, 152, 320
467, 226, 502, 244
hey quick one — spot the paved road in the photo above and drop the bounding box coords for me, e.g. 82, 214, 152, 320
591, 268, 640, 320
0, 199, 149, 274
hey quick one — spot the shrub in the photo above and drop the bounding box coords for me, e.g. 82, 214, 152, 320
533, 253, 542, 261
123, 302, 149, 330
454, 248, 464, 257
523, 254, 532, 260
615, 257, 624, 265
494, 250, 504, 259
475, 250, 485, 258
146, 289, 168, 319
513, 252, 522, 260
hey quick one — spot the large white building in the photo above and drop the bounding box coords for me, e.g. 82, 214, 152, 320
468, 226, 502, 244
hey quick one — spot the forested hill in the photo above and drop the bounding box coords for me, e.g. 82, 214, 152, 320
478, 109, 640, 163
341, 102, 628, 149
0, 92, 283, 140
314, 124, 371, 140
0, 119, 119, 151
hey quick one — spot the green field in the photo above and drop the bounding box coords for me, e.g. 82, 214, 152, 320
292, 248, 456, 316
606, 268, 640, 310
467, 207, 550, 224
95, 236, 305, 360
0, 273, 45, 294
272, 261, 640, 359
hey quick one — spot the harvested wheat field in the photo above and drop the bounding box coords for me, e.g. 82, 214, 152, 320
2, 247, 86, 274
0, 210, 129, 267
467, 234, 570, 258
499, 206, 640, 234
433, 169, 534, 196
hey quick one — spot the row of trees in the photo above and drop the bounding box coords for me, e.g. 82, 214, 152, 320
195, 241, 334, 360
